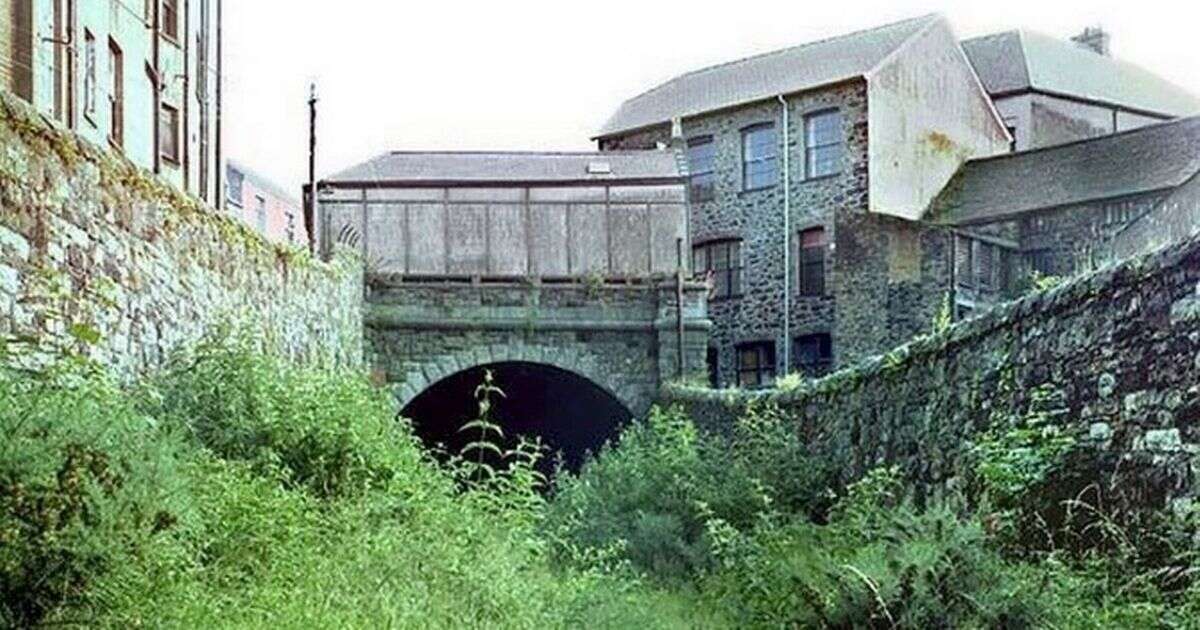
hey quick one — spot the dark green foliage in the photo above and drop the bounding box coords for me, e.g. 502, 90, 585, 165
0, 362, 192, 627
155, 330, 428, 500
2, 336, 1198, 627
546, 404, 827, 581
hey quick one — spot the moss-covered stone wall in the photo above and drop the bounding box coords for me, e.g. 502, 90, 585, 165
0, 92, 363, 373
664, 228, 1200, 508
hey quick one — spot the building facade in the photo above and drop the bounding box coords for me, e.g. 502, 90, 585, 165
0, 0, 222, 204
597, 15, 1011, 387
595, 16, 1200, 388
934, 116, 1200, 316
226, 160, 305, 246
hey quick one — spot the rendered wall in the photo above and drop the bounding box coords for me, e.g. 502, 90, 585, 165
0, 92, 362, 374
868, 17, 1010, 221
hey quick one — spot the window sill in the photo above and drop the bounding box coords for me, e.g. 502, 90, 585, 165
739, 185, 776, 196
802, 172, 841, 183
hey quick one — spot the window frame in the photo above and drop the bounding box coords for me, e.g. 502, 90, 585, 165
255, 195, 268, 234
804, 109, 843, 180
82, 30, 97, 121
686, 135, 715, 202
226, 168, 245, 208
798, 227, 827, 297
736, 342, 776, 389
741, 122, 777, 192
161, 0, 180, 43
159, 101, 180, 163
794, 333, 833, 378
692, 238, 743, 301
107, 38, 123, 148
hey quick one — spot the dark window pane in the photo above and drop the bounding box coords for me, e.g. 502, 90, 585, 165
687, 136, 716, 201
799, 228, 826, 296
794, 333, 832, 377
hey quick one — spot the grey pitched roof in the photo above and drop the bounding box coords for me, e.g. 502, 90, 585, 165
322, 150, 684, 186
962, 30, 1200, 116
934, 116, 1200, 225
596, 15, 940, 138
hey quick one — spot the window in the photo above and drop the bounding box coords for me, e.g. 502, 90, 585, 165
107, 38, 123, 147
736, 342, 776, 389
794, 333, 833, 377
255, 195, 267, 234
805, 110, 842, 178
687, 136, 715, 202
693, 239, 742, 300
799, 227, 826, 296
226, 168, 244, 208
159, 102, 180, 162
1026, 249, 1056, 277
285, 211, 297, 243
83, 31, 97, 119
956, 236, 1003, 290
162, 0, 179, 41
706, 347, 719, 388
972, 240, 997, 290
742, 123, 777, 190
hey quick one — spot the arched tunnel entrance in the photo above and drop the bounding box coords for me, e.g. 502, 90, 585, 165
401, 362, 632, 476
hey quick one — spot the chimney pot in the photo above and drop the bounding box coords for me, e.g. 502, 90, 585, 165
1071, 26, 1111, 56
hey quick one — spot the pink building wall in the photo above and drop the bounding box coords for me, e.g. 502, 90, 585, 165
226, 161, 308, 247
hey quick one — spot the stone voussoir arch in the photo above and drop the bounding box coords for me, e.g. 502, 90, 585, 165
393, 342, 635, 416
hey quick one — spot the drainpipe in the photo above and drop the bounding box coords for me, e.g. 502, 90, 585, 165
777, 94, 791, 372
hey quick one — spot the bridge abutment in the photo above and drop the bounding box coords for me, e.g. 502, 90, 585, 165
365, 277, 711, 419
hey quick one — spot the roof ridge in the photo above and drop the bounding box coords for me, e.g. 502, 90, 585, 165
615, 14, 939, 106
965, 115, 1200, 166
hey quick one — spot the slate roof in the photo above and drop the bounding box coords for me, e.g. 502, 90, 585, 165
322, 150, 685, 186
962, 30, 1200, 116
934, 116, 1200, 225
596, 14, 940, 138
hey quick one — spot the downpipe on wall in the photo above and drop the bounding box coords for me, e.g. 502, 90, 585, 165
778, 94, 791, 371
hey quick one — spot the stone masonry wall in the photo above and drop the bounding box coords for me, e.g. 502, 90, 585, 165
366, 280, 711, 418
0, 92, 363, 373
1112, 172, 1200, 261
664, 229, 1200, 508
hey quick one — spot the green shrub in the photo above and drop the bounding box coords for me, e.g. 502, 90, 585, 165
702, 467, 1058, 628
547, 404, 830, 582
0, 363, 192, 627
156, 331, 434, 500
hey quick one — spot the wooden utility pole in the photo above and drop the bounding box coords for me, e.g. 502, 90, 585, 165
306, 83, 318, 254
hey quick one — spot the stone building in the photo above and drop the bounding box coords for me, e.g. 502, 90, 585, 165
226, 159, 305, 246
596, 15, 1012, 385
0, 0, 223, 205
962, 28, 1200, 151
593, 15, 1200, 388
933, 116, 1200, 315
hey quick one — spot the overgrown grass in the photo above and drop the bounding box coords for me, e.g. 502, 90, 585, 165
2, 336, 1198, 627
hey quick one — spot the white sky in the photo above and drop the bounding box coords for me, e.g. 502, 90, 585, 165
222, 0, 1200, 194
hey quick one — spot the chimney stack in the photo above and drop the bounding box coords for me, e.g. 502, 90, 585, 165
1071, 26, 1111, 56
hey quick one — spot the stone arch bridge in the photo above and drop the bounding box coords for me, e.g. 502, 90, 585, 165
365, 277, 711, 420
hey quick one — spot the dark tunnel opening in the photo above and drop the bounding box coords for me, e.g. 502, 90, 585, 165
401, 362, 631, 477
